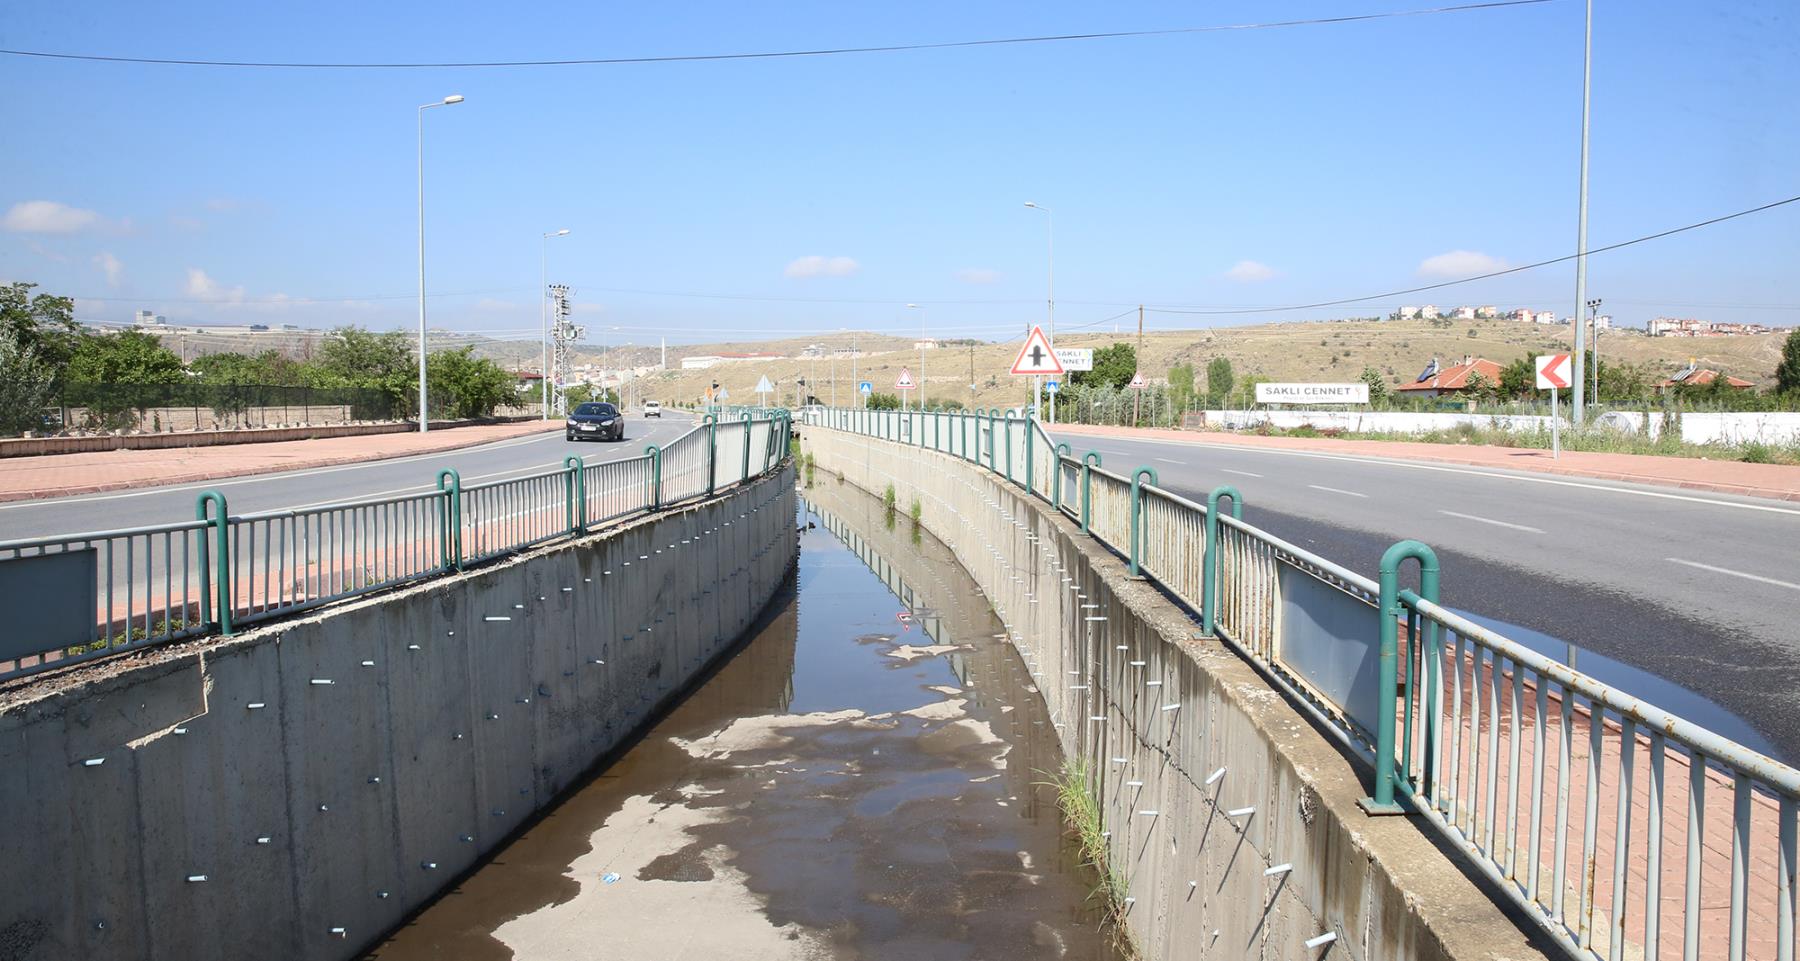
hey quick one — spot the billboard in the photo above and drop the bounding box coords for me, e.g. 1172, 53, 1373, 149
1254, 382, 1370, 405
1054, 348, 1093, 372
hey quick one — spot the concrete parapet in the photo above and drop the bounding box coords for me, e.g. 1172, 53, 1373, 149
0, 465, 796, 961
802, 427, 1552, 961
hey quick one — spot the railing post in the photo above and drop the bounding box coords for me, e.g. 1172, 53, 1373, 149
195, 490, 233, 635
564, 455, 587, 533
1201, 485, 1243, 636
436, 469, 463, 572
702, 414, 717, 496
1024, 411, 1036, 495
1003, 411, 1018, 484
1128, 467, 1158, 577
645, 444, 663, 510
987, 409, 1001, 473
741, 414, 753, 483
1363, 539, 1441, 815
1053, 442, 1072, 508
1080, 452, 1101, 533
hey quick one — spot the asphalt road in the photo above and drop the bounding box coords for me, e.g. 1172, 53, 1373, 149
1052, 430, 1800, 765
0, 413, 700, 542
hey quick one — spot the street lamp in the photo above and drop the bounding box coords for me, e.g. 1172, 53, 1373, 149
1571, 0, 1594, 425
416, 93, 464, 433
1023, 201, 1054, 419
540, 229, 571, 420
1587, 297, 1604, 408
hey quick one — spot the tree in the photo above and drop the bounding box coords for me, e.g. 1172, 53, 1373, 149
1359, 366, 1390, 406
1205, 356, 1235, 406
0, 282, 80, 376
1073, 342, 1136, 390
65, 331, 186, 385
427, 347, 520, 419
1778, 329, 1800, 396
563, 383, 618, 406
1498, 357, 1536, 399
1168, 363, 1195, 412
307, 326, 416, 416
866, 391, 901, 411
0, 326, 57, 435
191, 350, 306, 386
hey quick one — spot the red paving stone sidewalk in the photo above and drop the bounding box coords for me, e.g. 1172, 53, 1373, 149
1050, 423, 1800, 502
0, 420, 561, 503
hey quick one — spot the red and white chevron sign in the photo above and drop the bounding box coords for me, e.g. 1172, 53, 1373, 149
1535, 353, 1572, 390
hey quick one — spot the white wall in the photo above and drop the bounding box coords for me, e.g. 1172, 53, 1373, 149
1200, 409, 1800, 446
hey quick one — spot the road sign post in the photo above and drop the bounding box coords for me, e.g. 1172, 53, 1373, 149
1044, 380, 1060, 425
1536, 353, 1572, 460
1127, 370, 1148, 426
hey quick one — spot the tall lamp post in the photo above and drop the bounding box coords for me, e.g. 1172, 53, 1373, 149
1587, 297, 1603, 408
540, 229, 570, 419
416, 94, 464, 433
1571, 0, 1594, 425
1023, 201, 1054, 418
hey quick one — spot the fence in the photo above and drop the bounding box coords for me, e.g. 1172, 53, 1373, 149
799, 404, 1799, 961
28, 382, 404, 436
0, 412, 791, 682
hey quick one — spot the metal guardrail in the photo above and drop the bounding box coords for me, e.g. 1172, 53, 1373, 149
1, 413, 791, 682
799, 404, 1799, 961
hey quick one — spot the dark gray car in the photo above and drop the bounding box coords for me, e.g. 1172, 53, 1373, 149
565, 402, 625, 441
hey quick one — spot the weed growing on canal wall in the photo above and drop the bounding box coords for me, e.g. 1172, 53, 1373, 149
802, 452, 816, 486
909, 497, 922, 524
1045, 758, 1140, 960
883, 483, 897, 512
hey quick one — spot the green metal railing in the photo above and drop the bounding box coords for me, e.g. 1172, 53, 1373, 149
799, 404, 1800, 961
1, 413, 793, 681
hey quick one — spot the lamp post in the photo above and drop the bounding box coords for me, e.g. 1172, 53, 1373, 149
1024, 201, 1054, 419
1571, 0, 1594, 425
1587, 297, 1603, 408
416, 94, 464, 433
540, 229, 570, 419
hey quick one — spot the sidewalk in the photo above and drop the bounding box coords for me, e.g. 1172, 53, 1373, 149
0, 420, 561, 503
1049, 423, 1800, 502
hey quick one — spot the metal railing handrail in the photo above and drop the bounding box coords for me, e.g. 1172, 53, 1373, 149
799, 404, 1800, 961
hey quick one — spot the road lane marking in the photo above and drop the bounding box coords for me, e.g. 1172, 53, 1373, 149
1307, 484, 1366, 499
1665, 557, 1800, 592
282, 440, 656, 511
1154, 457, 1185, 465
1222, 468, 1263, 478
1437, 510, 1544, 534
1062, 434, 1800, 517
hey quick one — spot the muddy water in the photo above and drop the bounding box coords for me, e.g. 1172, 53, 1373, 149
366, 477, 1122, 961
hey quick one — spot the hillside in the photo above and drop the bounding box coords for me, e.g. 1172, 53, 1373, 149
622, 317, 1791, 409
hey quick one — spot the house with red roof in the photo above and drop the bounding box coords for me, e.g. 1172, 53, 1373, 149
1652, 362, 1754, 393
1394, 355, 1505, 398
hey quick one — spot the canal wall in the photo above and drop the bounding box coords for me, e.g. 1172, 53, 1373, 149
801, 428, 1551, 961
0, 466, 796, 961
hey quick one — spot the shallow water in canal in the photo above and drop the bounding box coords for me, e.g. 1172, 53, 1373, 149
367, 476, 1123, 961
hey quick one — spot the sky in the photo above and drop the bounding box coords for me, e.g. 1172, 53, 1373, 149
2, 0, 1797, 348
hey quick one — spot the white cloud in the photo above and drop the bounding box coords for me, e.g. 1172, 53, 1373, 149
1224, 259, 1276, 283
784, 255, 860, 279
94, 251, 123, 288
955, 268, 1000, 285
185, 267, 245, 303
1417, 249, 1509, 279
3, 200, 103, 234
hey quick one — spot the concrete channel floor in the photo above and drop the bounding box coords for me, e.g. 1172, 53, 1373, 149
364, 477, 1124, 961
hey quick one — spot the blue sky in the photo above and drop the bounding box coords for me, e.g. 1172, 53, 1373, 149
2, 0, 1796, 346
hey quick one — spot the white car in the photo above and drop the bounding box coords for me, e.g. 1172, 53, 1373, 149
643, 401, 662, 418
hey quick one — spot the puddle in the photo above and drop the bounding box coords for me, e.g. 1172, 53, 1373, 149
366, 478, 1121, 961
1454, 609, 1789, 764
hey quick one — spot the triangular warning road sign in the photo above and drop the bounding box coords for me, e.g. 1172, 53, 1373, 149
753, 374, 774, 393
1010, 326, 1065, 376
895, 367, 917, 390
1127, 371, 1148, 390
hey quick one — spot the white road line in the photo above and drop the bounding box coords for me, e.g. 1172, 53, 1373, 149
1154, 457, 1185, 465
1665, 557, 1800, 592
283, 441, 653, 511
1222, 468, 1263, 478
1307, 484, 1367, 499
1437, 510, 1544, 534
1066, 434, 1800, 517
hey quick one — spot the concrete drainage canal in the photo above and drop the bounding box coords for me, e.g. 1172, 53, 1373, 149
366, 476, 1128, 961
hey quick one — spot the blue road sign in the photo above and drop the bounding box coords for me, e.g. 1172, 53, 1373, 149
858, 381, 873, 394
1044, 380, 1060, 393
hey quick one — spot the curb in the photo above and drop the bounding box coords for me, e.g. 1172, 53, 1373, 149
0, 422, 562, 504
1048, 424, 1800, 503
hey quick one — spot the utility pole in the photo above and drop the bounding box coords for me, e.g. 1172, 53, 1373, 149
1133, 304, 1144, 427
1571, 0, 1594, 425
1587, 297, 1604, 407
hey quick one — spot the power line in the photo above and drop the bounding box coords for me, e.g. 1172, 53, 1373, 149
1145, 193, 1800, 317
0, 1, 1559, 69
